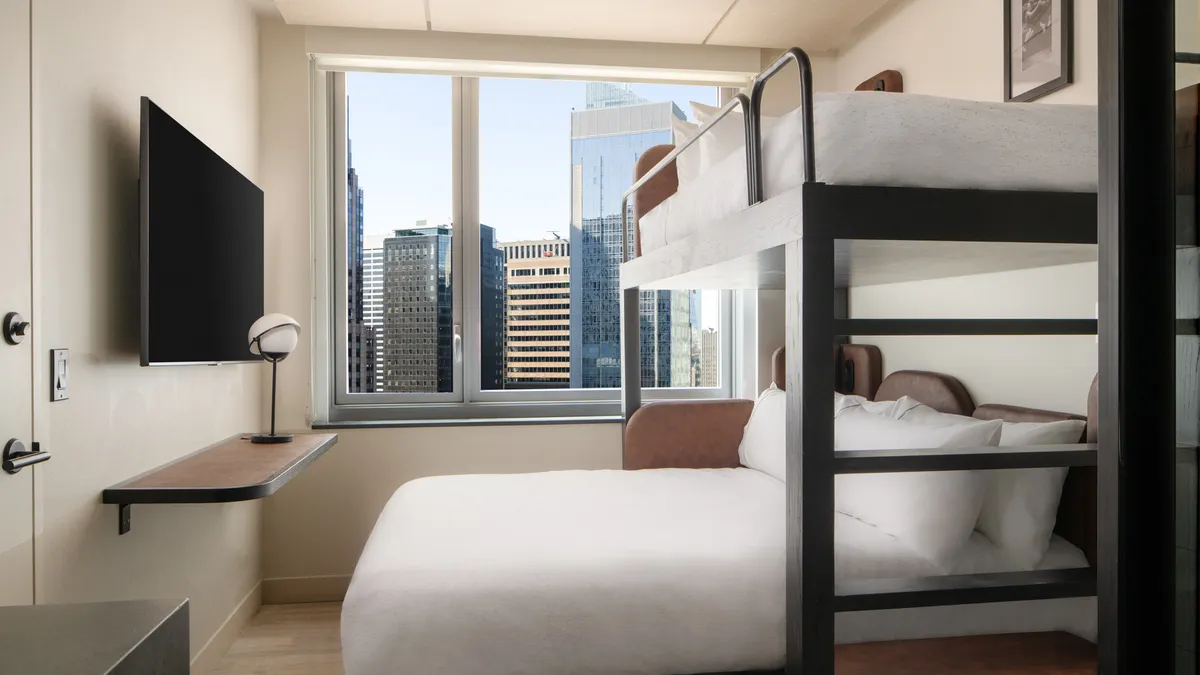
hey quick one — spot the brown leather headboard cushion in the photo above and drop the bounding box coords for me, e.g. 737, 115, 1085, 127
971, 374, 1099, 567
772, 344, 882, 399
874, 371, 975, 416
855, 69, 904, 93
631, 145, 679, 258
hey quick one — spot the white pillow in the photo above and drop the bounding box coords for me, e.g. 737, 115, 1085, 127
741, 391, 904, 482
835, 408, 1002, 568
889, 398, 1087, 568
690, 101, 748, 175
835, 392, 902, 418
979, 420, 1086, 568
738, 385, 785, 482
669, 116, 702, 188
690, 101, 784, 175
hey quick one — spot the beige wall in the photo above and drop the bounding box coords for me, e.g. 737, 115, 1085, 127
262, 425, 620, 593
756, 49, 840, 116
836, 0, 1097, 104
258, 20, 625, 592
31, 0, 263, 669
850, 263, 1098, 414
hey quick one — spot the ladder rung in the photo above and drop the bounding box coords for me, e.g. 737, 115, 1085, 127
834, 318, 1097, 336
834, 443, 1096, 474
1178, 51, 1200, 64
834, 568, 1095, 613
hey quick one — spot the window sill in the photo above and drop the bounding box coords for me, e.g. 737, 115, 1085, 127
312, 415, 623, 430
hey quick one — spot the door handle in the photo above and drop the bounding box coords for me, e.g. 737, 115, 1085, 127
3, 440, 50, 474
3, 312, 30, 346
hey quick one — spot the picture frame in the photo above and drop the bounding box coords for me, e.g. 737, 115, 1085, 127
1005, 0, 1074, 102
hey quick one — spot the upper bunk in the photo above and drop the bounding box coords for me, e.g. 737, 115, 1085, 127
618, 49, 1099, 292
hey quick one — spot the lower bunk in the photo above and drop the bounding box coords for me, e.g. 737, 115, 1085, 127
340, 346, 1098, 675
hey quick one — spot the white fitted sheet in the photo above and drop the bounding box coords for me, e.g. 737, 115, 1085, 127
342, 468, 1093, 675
639, 92, 1098, 255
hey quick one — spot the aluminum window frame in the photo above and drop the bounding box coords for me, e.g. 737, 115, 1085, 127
317, 67, 736, 423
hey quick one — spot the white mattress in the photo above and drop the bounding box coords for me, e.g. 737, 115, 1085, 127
639, 92, 1098, 255
342, 468, 1093, 675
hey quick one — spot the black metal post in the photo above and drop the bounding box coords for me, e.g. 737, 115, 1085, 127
786, 226, 835, 674
620, 287, 642, 438
1098, 0, 1177, 672
270, 359, 278, 438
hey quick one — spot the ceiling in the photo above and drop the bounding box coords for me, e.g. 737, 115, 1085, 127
269, 0, 898, 51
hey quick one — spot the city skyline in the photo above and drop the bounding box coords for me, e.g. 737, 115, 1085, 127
346, 76, 721, 392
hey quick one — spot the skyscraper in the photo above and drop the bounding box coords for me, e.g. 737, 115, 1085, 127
568, 85, 695, 389
639, 290, 693, 388
382, 222, 453, 393
363, 234, 386, 385
480, 224, 506, 390
501, 238, 570, 388
699, 328, 719, 388
347, 131, 375, 393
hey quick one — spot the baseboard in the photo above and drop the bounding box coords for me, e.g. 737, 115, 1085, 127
190, 580, 262, 675
262, 574, 351, 604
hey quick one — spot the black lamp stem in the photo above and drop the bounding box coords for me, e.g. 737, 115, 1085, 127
270, 359, 278, 437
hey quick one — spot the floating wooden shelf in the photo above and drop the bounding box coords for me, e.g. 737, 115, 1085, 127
102, 433, 337, 534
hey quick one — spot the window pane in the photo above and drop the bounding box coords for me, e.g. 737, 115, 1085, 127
347, 72, 454, 394
479, 78, 720, 390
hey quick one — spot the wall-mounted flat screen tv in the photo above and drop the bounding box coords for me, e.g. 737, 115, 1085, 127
140, 97, 264, 366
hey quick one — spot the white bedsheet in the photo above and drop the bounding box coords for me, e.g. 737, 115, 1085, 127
639, 92, 1098, 254
342, 468, 1093, 675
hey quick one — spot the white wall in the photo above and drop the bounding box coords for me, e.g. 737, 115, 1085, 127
850, 263, 1098, 413
261, 425, 621, 598
837, 0, 1097, 104
823, 0, 1101, 414
31, 0, 263, 669
757, 49, 840, 116
258, 20, 625, 594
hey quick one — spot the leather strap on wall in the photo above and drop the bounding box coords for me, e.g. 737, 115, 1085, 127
855, 69, 904, 93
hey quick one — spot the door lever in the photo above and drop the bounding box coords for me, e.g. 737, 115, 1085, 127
3, 440, 50, 475
3, 313, 30, 346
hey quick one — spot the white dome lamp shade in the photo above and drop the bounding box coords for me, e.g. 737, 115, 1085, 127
248, 314, 301, 444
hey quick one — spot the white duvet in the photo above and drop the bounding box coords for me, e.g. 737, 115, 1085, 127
639, 92, 1098, 254
342, 468, 1092, 675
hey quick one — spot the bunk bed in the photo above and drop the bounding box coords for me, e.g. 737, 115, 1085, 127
617, 48, 1100, 673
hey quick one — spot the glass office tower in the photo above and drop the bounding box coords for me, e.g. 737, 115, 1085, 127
479, 223, 506, 390
382, 223, 453, 393
568, 86, 694, 388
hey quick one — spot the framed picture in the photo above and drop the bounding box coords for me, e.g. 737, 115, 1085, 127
1005, 0, 1074, 102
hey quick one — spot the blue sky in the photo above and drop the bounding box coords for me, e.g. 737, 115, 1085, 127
347, 72, 720, 331
346, 72, 717, 243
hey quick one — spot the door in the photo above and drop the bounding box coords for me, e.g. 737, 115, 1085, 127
0, 0, 35, 606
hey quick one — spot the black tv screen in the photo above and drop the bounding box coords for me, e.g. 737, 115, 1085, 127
140, 97, 264, 366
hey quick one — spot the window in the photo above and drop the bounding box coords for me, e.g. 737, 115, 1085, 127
324, 70, 732, 422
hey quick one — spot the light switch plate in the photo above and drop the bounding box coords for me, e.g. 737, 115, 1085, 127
51, 349, 68, 402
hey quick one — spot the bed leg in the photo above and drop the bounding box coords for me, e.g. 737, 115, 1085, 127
786, 235, 836, 674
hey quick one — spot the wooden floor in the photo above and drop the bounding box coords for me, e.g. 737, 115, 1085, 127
211, 602, 1096, 675
212, 603, 344, 675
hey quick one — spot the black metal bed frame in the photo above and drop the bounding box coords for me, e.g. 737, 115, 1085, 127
612, 39, 1173, 673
